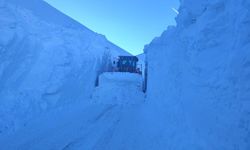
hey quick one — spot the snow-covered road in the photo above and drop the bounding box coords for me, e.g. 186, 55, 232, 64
0, 72, 155, 150
0, 101, 156, 150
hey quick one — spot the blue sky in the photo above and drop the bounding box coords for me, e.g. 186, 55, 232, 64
44, 0, 179, 55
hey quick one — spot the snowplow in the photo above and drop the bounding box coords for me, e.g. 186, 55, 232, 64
95, 55, 147, 93
113, 56, 147, 93
112, 56, 142, 74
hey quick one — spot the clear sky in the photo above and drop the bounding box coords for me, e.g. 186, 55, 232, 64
44, 0, 179, 55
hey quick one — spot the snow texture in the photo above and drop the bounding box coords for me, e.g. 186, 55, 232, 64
92, 72, 144, 105
145, 0, 250, 149
0, 0, 249, 149
0, 0, 130, 134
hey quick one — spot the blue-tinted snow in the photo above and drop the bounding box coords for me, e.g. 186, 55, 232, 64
0, 0, 249, 149
145, 0, 250, 149
0, 0, 130, 134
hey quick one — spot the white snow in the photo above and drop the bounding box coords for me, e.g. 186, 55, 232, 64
0, 0, 130, 134
0, 72, 146, 150
145, 0, 250, 149
92, 72, 144, 105
0, 0, 249, 149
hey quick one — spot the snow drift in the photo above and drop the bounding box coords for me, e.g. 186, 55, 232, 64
0, 0, 130, 134
145, 0, 250, 149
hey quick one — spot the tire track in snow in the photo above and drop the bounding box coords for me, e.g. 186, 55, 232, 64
61, 104, 122, 150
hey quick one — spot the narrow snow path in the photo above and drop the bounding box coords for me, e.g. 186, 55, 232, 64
0, 103, 170, 150
1, 72, 165, 150
0, 103, 121, 150
0, 102, 161, 150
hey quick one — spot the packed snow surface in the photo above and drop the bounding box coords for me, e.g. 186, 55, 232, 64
92, 72, 144, 105
0, 72, 146, 150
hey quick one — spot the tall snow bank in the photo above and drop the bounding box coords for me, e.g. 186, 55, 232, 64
145, 0, 250, 149
0, 0, 129, 134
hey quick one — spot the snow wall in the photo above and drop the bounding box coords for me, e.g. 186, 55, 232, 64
145, 0, 250, 149
0, 0, 130, 134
